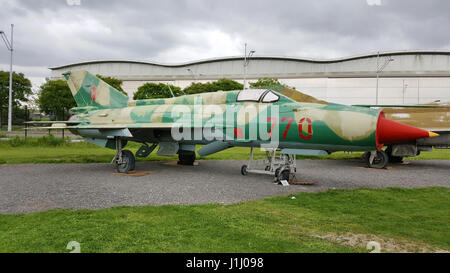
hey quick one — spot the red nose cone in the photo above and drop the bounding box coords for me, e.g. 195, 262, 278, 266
376, 114, 431, 145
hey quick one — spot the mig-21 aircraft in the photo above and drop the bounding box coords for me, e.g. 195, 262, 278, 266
40, 70, 439, 182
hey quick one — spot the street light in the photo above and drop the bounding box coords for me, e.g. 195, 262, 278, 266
0, 24, 13, 132
187, 68, 198, 82
375, 51, 394, 105
402, 80, 408, 105
243, 43, 255, 90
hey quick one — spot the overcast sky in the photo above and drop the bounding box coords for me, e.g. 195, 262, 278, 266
1, 0, 450, 89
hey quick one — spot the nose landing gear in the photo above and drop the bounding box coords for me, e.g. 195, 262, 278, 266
240, 147, 296, 184
114, 137, 135, 173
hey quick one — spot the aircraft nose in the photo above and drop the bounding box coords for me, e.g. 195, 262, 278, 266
376, 114, 439, 145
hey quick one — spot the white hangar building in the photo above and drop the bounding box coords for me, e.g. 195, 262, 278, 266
50, 50, 450, 105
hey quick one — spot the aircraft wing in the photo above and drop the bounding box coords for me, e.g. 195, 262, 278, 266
352, 104, 440, 108
66, 123, 176, 129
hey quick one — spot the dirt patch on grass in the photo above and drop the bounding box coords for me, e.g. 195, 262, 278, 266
313, 233, 449, 253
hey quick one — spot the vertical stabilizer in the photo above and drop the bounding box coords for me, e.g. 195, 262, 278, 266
63, 70, 128, 108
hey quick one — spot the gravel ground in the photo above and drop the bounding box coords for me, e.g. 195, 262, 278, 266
0, 159, 449, 214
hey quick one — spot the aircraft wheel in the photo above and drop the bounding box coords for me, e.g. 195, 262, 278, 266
278, 169, 291, 182
366, 150, 388, 169
116, 149, 135, 173
362, 151, 370, 162
178, 152, 196, 165
241, 165, 248, 176
274, 167, 281, 178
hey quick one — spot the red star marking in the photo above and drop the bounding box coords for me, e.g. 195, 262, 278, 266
91, 86, 97, 102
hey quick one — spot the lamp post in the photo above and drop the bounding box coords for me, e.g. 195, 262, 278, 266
375, 51, 394, 105
402, 80, 408, 105
187, 68, 198, 82
243, 43, 255, 90
0, 24, 13, 132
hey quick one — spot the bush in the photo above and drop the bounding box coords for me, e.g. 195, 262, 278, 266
183, 79, 243, 95
133, 83, 183, 100
9, 136, 27, 147
36, 135, 67, 146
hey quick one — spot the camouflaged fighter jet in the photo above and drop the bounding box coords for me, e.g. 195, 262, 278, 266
52, 70, 438, 182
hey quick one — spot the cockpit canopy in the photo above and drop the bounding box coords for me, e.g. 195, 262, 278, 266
236, 89, 280, 103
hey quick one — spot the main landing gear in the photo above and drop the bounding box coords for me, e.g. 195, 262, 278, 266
241, 147, 296, 183
114, 137, 135, 173
178, 151, 196, 165
363, 150, 389, 169
385, 146, 404, 163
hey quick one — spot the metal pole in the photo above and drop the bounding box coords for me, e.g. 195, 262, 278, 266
376, 51, 379, 105
417, 79, 420, 104
402, 79, 405, 105
7, 24, 13, 132
243, 43, 247, 90
187, 69, 197, 82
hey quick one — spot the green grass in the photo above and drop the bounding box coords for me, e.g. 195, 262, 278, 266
0, 125, 24, 131
0, 136, 449, 164
0, 187, 448, 253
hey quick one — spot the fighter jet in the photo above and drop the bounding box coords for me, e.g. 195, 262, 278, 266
49, 70, 438, 182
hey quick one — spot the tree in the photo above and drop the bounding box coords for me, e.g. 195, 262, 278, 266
249, 78, 282, 89
212, 78, 243, 92
0, 71, 32, 109
38, 79, 76, 120
0, 71, 32, 126
133, 83, 183, 100
96, 74, 128, 96
183, 78, 243, 95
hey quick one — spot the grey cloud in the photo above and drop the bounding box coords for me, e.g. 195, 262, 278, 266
0, 0, 450, 80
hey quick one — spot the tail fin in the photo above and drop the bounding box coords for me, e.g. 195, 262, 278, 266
63, 70, 129, 108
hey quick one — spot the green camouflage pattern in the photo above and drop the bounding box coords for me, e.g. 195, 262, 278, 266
65, 70, 381, 153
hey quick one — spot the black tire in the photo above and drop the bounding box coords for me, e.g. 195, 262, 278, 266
385, 146, 403, 163
362, 151, 370, 162
274, 167, 281, 178
278, 169, 291, 182
178, 152, 196, 165
116, 149, 135, 173
389, 155, 403, 163
365, 150, 389, 169
241, 165, 248, 176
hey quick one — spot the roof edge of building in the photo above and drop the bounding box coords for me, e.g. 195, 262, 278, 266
49, 50, 450, 70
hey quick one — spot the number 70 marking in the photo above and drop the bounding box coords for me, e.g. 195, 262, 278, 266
266, 117, 311, 140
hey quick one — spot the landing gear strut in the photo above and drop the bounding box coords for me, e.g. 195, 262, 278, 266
241, 147, 296, 183
114, 137, 135, 173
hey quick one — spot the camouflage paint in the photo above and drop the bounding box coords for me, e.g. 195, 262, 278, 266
65, 70, 381, 152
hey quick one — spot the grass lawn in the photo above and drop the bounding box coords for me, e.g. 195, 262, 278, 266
0, 187, 448, 253
0, 125, 24, 132
0, 136, 449, 164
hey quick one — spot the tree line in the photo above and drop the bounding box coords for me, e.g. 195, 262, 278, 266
0, 70, 286, 122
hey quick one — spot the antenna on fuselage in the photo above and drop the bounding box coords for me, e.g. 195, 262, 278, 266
166, 81, 185, 97
167, 84, 175, 97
